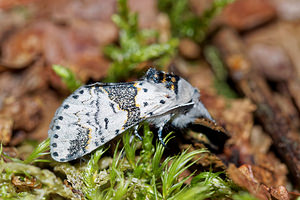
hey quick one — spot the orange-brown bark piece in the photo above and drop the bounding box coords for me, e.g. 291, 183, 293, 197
227, 164, 290, 200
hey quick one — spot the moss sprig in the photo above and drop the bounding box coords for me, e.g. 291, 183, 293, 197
158, 0, 234, 42
104, 0, 178, 82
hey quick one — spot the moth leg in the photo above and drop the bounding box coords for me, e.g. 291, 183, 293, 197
158, 126, 166, 147
134, 125, 143, 141
129, 135, 135, 144
125, 125, 143, 159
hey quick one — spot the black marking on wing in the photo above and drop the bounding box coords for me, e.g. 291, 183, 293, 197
110, 102, 116, 113
63, 104, 69, 109
100, 137, 105, 143
104, 118, 109, 129
67, 126, 90, 159
80, 87, 101, 136
77, 86, 102, 138
98, 130, 102, 136
93, 87, 103, 136
104, 84, 141, 129
80, 87, 94, 104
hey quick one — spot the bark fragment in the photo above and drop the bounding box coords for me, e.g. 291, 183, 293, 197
214, 28, 300, 188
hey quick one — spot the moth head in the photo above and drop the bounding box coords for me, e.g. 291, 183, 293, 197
145, 68, 180, 90
144, 68, 171, 83
144, 68, 199, 103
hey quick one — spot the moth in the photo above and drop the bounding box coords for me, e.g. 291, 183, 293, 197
48, 68, 214, 162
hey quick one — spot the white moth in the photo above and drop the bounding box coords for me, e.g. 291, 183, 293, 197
48, 68, 214, 162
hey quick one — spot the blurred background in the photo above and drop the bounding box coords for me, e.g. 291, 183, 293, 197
0, 0, 300, 199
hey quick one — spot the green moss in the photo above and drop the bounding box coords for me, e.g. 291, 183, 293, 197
1, 122, 255, 199
54, 124, 211, 199
52, 64, 82, 92
0, 162, 76, 199
158, 0, 234, 42
104, 0, 178, 82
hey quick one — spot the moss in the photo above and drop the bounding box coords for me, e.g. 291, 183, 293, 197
48, 124, 234, 199
0, 161, 76, 199
52, 64, 82, 92
158, 0, 234, 42
1, 123, 254, 199
104, 0, 178, 82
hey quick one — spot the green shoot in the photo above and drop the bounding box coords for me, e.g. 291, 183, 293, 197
123, 131, 138, 169
171, 183, 212, 200
109, 141, 124, 188
82, 148, 107, 199
22, 138, 50, 164
104, 0, 178, 82
1, 143, 22, 163
204, 45, 238, 98
52, 64, 82, 92
161, 148, 208, 199
158, 0, 234, 42
1, 139, 50, 164
191, 171, 233, 198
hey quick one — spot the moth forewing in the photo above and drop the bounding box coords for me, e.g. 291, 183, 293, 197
48, 68, 214, 162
